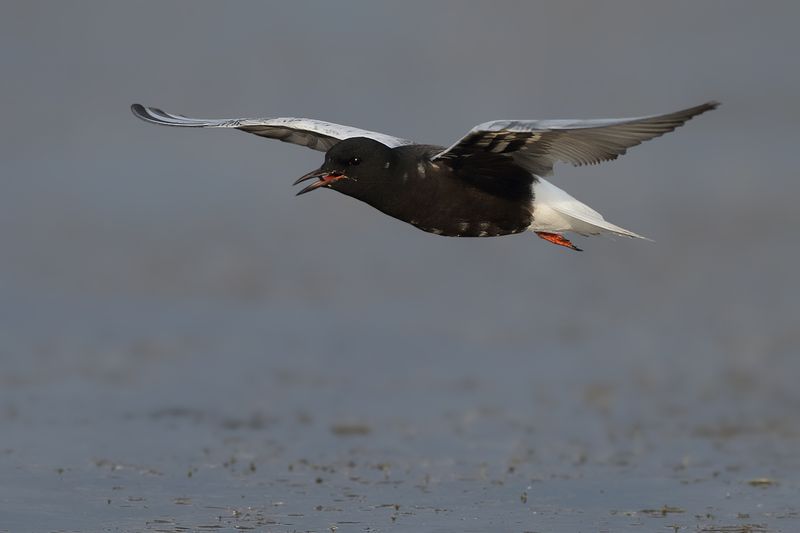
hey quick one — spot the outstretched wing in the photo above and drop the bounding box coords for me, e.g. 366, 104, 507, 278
131, 104, 414, 152
432, 102, 718, 176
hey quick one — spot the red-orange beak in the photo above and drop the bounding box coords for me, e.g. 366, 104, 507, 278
293, 169, 346, 196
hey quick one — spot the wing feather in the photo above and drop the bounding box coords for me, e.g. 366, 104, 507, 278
433, 102, 718, 175
131, 104, 413, 152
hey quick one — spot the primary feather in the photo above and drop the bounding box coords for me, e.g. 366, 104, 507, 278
131, 104, 413, 151
433, 102, 719, 176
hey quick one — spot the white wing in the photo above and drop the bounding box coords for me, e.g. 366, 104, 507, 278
131, 104, 414, 152
432, 102, 718, 176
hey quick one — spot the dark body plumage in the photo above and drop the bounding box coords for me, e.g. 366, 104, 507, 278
330, 143, 534, 237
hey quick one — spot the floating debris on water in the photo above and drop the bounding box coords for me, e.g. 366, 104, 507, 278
640, 505, 685, 517
747, 477, 778, 487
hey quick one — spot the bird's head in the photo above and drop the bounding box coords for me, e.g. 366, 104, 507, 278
293, 137, 396, 197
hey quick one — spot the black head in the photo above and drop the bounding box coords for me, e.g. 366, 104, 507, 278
293, 137, 396, 197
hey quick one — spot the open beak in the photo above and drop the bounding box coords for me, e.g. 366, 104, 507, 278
293, 169, 346, 196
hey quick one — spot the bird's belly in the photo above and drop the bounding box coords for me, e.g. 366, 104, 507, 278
407, 218, 529, 237
360, 176, 533, 237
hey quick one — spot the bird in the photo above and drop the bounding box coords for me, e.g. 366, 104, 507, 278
131, 101, 718, 251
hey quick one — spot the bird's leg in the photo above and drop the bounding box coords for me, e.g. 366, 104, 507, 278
535, 232, 582, 252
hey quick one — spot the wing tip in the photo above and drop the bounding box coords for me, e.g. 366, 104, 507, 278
130, 103, 171, 125
130, 102, 148, 120
130, 103, 207, 127
688, 100, 720, 118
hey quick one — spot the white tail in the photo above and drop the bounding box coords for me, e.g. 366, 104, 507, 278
529, 178, 650, 240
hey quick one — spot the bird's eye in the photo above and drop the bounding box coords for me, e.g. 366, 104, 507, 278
348, 157, 361, 166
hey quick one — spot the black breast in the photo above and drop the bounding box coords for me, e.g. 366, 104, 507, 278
352, 145, 535, 237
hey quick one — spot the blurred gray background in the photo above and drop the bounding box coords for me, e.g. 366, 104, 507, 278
1, 2, 799, 532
